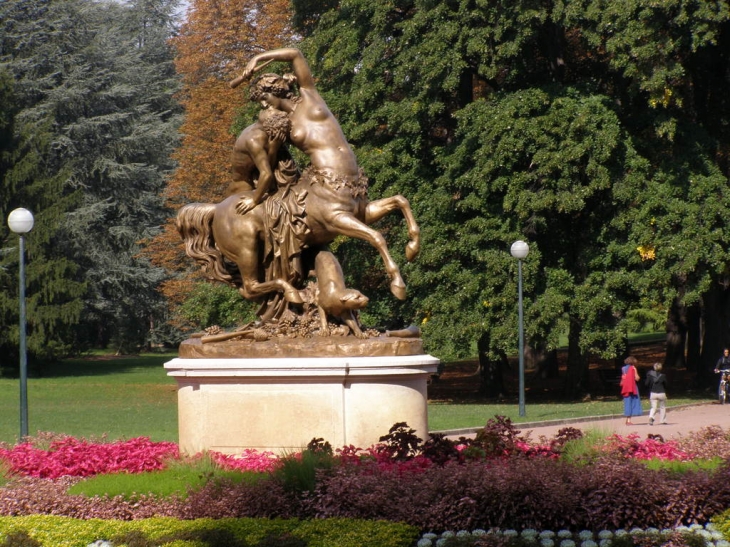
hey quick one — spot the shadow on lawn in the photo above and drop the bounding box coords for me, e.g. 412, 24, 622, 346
429, 341, 713, 405
22, 353, 177, 378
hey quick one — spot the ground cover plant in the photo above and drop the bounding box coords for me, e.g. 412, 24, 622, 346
0, 515, 419, 547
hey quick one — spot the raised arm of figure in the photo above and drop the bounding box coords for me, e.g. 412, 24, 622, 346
230, 48, 315, 90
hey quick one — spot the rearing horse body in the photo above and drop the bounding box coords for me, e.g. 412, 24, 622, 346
179, 47, 420, 309
176, 171, 420, 306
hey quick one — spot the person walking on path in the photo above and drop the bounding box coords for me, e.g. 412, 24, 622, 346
645, 362, 668, 425
621, 356, 642, 425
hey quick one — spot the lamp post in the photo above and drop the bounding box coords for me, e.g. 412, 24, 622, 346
510, 240, 529, 417
8, 208, 34, 439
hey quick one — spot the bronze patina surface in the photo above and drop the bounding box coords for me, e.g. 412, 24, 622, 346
179, 335, 424, 359
176, 48, 421, 337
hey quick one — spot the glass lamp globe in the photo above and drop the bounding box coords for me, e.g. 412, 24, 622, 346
510, 240, 529, 259
8, 208, 34, 234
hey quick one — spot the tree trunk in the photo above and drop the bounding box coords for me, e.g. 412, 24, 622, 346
478, 331, 505, 398
664, 298, 687, 369
526, 345, 559, 379
563, 316, 589, 398
686, 302, 701, 372
699, 284, 730, 387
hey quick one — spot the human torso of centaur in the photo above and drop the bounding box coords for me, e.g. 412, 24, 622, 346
228, 124, 269, 196
289, 89, 368, 243
288, 89, 360, 179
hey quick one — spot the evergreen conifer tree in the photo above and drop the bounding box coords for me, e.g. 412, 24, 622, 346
0, 0, 183, 361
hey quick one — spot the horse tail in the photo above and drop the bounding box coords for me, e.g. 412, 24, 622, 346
175, 203, 237, 285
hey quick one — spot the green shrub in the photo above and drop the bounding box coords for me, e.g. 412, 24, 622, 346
274, 446, 337, 494
67, 453, 263, 500
559, 427, 613, 465
0, 458, 9, 489
0, 531, 42, 547
711, 509, 730, 540
640, 456, 724, 474
0, 516, 419, 547
178, 282, 257, 329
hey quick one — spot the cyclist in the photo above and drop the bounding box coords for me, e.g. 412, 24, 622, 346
713, 348, 730, 404
715, 348, 730, 372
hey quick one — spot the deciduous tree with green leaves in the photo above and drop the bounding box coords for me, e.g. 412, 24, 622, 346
294, 0, 730, 395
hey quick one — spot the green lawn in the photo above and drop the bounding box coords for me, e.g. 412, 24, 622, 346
0, 354, 179, 444
0, 353, 713, 445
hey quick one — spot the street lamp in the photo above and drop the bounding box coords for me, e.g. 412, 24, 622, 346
510, 240, 529, 417
8, 207, 34, 439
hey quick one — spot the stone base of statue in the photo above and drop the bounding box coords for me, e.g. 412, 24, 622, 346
164, 336, 440, 455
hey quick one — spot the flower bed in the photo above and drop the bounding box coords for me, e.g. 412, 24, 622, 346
1, 418, 730, 545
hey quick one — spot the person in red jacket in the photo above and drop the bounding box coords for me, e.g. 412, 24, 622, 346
620, 356, 642, 425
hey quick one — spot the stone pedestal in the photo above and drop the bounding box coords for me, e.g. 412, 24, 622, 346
165, 336, 439, 455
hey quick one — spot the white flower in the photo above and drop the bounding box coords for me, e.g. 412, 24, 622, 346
522, 529, 539, 538
559, 540, 576, 547
580, 541, 598, 547
503, 530, 519, 538
716, 540, 730, 547
599, 540, 611, 547
435, 539, 448, 547
472, 529, 487, 537
417, 539, 432, 547
540, 531, 556, 539
540, 540, 555, 547
597, 531, 613, 539
578, 531, 593, 540
88, 542, 113, 547
558, 530, 573, 539
422, 533, 438, 540
440, 531, 455, 539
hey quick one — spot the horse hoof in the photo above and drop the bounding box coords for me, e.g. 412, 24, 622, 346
390, 279, 407, 300
405, 240, 420, 262
284, 289, 305, 304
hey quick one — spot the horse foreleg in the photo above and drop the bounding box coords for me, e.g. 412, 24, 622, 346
364, 195, 421, 262
329, 213, 407, 300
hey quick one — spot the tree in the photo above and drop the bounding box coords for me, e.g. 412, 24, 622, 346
146, 0, 293, 331
0, 0, 184, 360
292, 0, 730, 395
0, 0, 87, 363
561, 0, 730, 382
51, 0, 184, 352
0, 68, 14, 200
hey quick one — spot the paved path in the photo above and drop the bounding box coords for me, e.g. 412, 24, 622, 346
438, 401, 730, 442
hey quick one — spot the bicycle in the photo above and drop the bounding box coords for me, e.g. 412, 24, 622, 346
715, 369, 730, 404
